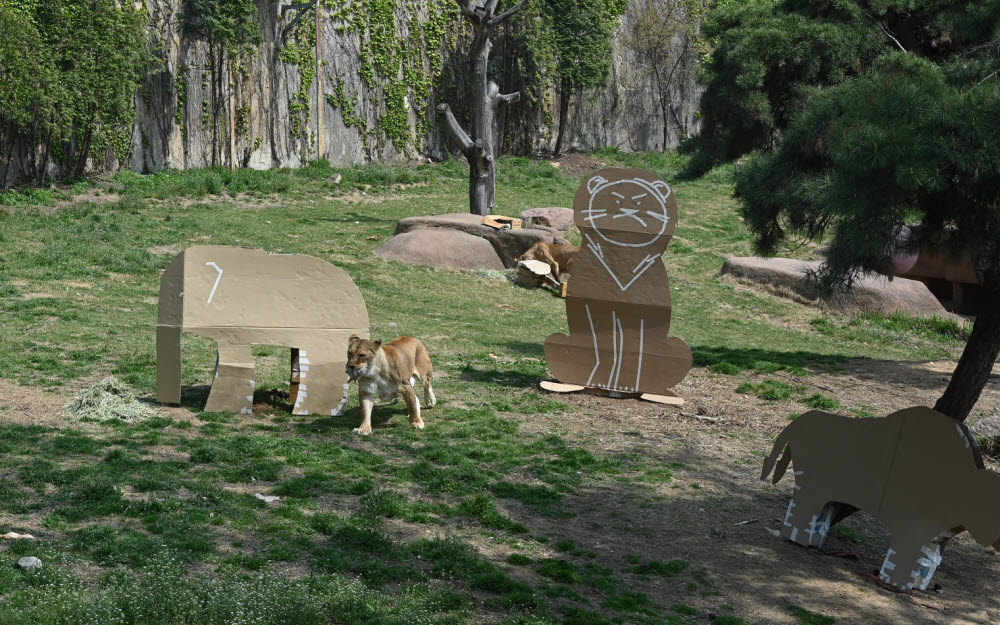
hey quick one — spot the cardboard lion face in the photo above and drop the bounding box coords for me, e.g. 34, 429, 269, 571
580, 173, 675, 248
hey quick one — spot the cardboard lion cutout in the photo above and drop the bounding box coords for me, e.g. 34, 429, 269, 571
544, 168, 692, 395
763, 406, 1000, 590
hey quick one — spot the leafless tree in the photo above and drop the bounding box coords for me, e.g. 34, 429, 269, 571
623, 0, 701, 149
437, 0, 527, 216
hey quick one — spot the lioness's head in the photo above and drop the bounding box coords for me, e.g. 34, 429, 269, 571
346, 335, 381, 381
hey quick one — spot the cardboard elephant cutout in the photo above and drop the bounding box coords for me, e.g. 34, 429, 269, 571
544, 168, 692, 397
762, 406, 1000, 590
157, 246, 369, 416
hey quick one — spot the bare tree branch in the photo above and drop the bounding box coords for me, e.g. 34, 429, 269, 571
453, 0, 477, 17
485, 0, 500, 17
489, 0, 529, 27
280, 0, 318, 41
497, 91, 521, 103
436, 104, 475, 155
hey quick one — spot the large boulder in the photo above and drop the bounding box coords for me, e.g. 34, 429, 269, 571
520, 207, 575, 231
721, 256, 952, 318
393, 213, 569, 267
375, 229, 504, 271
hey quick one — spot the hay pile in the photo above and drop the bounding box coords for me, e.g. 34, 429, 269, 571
64, 376, 157, 422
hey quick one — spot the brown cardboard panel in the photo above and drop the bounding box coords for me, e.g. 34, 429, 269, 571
544, 168, 691, 395
762, 406, 1000, 590
156, 246, 368, 415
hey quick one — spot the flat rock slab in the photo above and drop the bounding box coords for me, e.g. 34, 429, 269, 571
375, 229, 504, 271
392, 213, 569, 267
721, 256, 950, 318
520, 207, 575, 231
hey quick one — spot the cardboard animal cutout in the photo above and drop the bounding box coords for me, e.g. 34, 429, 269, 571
762, 406, 1000, 590
157, 246, 369, 416
544, 168, 692, 395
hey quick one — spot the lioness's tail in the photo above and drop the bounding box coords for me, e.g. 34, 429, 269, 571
760, 420, 797, 484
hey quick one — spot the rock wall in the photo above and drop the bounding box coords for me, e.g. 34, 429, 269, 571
9, 0, 702, 183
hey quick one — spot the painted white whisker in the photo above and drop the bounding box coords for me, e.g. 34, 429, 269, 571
612, 208, 647, 227
645, 210, 669, 223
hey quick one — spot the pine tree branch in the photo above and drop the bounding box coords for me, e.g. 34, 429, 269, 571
436, 104, 475, 155
489, 0, 529, 27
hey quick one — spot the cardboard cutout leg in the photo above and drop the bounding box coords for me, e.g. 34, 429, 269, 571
156, 325, 182, 404
879, 533, 942, 590
204, 345, 254, 414
289, 348, 349, 416
780, 491, 835, 548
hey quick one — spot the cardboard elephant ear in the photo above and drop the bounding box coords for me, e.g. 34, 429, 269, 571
762, 406, 1000, 591
157, 246, 369, 416
544, 168, 691, 396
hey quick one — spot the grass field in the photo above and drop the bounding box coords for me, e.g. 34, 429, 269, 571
0, 151, 980, 625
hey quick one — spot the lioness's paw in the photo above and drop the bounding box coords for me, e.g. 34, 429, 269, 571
411, 420, 425, 430
352, 426, 372, 436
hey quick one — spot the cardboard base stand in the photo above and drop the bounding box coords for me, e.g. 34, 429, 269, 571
762, 406, 1000, 591
539, 380, 684, 406
542, 168, 692, 403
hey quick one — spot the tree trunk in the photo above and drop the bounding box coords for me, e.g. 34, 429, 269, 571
554, 87, 570, 156
437, 0, 525, 215
935, 266, 1000, 421
469, 31, 495, 215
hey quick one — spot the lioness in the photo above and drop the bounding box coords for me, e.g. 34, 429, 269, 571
345, 335, 435, 435
518, 242, 580, 284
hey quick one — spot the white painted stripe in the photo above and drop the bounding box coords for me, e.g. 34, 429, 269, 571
635, 318, 644, 389
585, 304, 601, 386
204, 262, 223, 304
607, 311, 618, 388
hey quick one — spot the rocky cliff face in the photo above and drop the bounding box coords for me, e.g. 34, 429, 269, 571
18, 0, 702, 183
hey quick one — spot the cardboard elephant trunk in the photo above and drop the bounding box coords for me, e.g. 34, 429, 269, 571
157, 246, 369, 416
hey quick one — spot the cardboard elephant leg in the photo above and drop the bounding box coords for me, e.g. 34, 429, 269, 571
781, 492, 838, 548
290, 349, 350, 417
879, 528, 945, 590
204, 345, 255, 414
156, 325, 182, 404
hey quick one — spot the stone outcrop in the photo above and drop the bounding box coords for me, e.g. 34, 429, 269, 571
393, 213, 568, 267
375, 229, 504, 271
721, 256, 952, 318
520, 207, 574, 231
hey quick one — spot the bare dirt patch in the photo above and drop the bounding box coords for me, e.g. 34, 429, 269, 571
0, 380, 72, 427
550, 153, 605, 177
521, 362, 1000, 624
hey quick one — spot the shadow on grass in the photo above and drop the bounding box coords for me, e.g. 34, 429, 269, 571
691, 345, 846, 376
295, 403, 398, 435
177, 385, 211, 411
497, 341, 547, 359
459, 365, 544, 389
